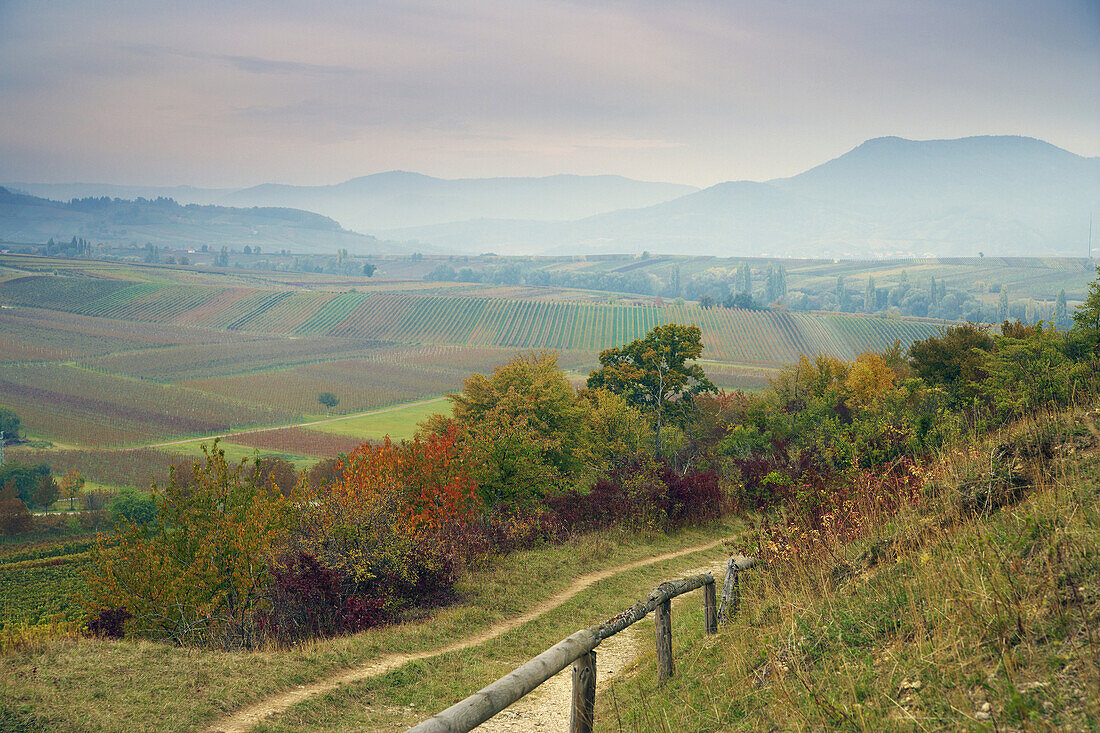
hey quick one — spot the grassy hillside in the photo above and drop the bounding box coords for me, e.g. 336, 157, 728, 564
602, 409, 1100, 731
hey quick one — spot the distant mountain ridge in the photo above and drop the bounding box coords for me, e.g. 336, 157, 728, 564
378, 136, 1100, 257
4, 172, 698, 234
5, 136, 1097, 258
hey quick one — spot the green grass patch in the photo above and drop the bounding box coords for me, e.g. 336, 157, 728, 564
160, 440, 314, 469
311, 397, 449, 442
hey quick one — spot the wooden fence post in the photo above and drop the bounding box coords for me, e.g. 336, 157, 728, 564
570, 650, 596, 733
703, 579, 717, 634
655, 599, 674, 682
717, 558, 740, 624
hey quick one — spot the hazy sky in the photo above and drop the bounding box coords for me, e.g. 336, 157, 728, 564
1, 0, 1097, 188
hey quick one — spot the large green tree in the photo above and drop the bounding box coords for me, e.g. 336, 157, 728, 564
434, 352, 591, 508
0, 462, 50, 508
587, 323, 715, 451
1072, 266, 1100, 354
908, 324, 994, 403
0, 406, 19, 442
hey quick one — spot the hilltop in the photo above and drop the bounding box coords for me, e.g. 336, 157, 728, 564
380, 136, 1100, 258
0, 188, 405, 255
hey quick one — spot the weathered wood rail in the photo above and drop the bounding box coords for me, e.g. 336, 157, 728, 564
405, 555, 757, 733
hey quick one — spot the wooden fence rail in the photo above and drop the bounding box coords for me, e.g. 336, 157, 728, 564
405, 555, 757, 733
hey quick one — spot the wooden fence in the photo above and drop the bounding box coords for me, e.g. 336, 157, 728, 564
405, 555, 757, 733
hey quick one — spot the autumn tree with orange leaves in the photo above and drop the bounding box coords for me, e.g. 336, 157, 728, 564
82, 442, 298, 646
293, 426, 479, 615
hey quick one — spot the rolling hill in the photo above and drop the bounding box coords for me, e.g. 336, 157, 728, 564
0, 187, 395, 254
379, 136, 1100, 258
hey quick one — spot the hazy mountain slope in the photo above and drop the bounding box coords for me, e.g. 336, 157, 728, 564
7, 137, 1096, 257
772, 135, 1097, 207
0, 188, 400, 254
218, 172, 698, 231
381, 136, 1100, 258
3, 174, 698, 234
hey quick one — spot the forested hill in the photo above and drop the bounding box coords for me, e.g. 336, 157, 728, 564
0, 187, 394, 254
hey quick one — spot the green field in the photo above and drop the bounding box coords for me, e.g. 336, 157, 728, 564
2, 271, 945, 360
0, 539, 92, 629
153, 439, 315, 468
312, 397, 449, 442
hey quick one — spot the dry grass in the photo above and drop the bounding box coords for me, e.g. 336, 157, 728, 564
601, 407, 1100, 731
0, 520, 741, 732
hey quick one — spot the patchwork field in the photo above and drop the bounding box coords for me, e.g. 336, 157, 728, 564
4, 273, 943, 361
0, 254, 954, 484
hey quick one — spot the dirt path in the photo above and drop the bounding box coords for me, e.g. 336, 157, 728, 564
124, 396, 448, 451
207, 538, 732, 733
472, 557, 729, 732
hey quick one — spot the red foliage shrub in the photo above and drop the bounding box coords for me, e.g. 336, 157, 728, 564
660, 465, 723, 526
548, 477, 646, 531
0, 495, 33, 536
432, 510, 564, 563
548, 460, 724, 532
338, 595, 387, 632
264, 553, 388, 641
86, 607, 132, 638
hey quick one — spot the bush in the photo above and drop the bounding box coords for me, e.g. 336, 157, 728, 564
294, 430, 478, 619
908, 324, 994, 401
0, 463, 50, 507
306, 456, 344, 491
86, 607, 131, 639
31, 474, 59, 511
548, 460, 723, 533
82, 488, 111, 512
243, 456, 300, 497
263, 553, 387, 642
82, 444, 297, 647
0, 406, 20, 442
730, 440, 828, 511
661, 465, 723, 526
0, 487, 32, 536
108, 488, 157, 526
